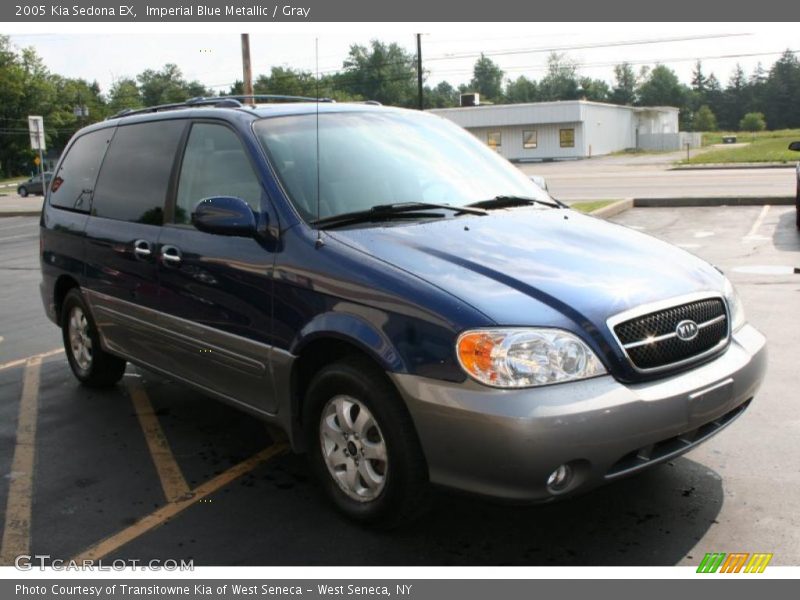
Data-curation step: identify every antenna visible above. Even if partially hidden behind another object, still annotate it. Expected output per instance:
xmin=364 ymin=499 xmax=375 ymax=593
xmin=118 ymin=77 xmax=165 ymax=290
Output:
xmin=314 ymin=37 xmax=324 ymax=248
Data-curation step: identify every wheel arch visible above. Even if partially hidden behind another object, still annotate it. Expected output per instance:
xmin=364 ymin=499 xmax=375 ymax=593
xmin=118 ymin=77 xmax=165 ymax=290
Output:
xmin=287 ymin=312 xmax=408 ymax=451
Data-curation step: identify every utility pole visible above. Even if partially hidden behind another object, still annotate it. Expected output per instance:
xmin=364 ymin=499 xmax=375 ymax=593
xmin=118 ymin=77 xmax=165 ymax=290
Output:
xmin=416 ymin=33 xmax=423 ymax=110
xmin=241 ymin=33 xmax=254 ymax=104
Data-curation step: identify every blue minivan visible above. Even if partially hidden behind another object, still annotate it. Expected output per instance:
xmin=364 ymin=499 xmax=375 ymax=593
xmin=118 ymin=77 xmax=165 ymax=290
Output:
xmin=40 ymin=97 xmax=767 ymax=526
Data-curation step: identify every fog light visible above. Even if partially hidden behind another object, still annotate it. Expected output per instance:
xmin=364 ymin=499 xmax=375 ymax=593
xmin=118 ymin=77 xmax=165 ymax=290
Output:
xmin=547 ymin=464 xmax=572 ymax=492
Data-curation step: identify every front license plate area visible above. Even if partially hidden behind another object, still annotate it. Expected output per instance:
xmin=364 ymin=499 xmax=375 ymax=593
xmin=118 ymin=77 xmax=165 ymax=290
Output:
xmin=688 ymin=378 xmax=735 ymax=423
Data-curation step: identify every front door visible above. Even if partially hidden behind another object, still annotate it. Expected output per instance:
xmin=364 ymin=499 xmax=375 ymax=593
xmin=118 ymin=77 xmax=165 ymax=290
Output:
xmin=155 ymin=121 xmax=278 ymax=413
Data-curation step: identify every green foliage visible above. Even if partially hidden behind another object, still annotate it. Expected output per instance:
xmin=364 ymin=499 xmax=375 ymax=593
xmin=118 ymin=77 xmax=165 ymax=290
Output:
xmin=739 ymin=112 xmax=767 ymax=132
xmin=469 ymin=54 xmax=504 ymax=102
xmin=340 ymin=40 xmax=417 ymax=106
xmin=693 ymin=105 xmax=718 ymax=132
xmin=538 ymin=53 xmax=580 ymax=101
xmin=610 ymin=62 xmax=637 ymax=105
xmin=504 ymin=76 xmax=538 ymax=104
xmin=685 ymin=134 xmax=797 ymax=164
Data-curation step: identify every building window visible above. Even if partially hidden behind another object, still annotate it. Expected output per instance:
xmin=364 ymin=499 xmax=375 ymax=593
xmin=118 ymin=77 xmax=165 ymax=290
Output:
xmin=487 ymin=131 xmax=502 ymax=150
xmin=560 ymin=128 xmax=575 ymax=148
xmin=522 ymin=130 xmax=537 ymax=149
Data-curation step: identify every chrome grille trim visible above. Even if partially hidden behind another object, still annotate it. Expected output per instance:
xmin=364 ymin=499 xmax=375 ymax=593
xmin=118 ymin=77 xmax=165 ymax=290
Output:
xmin=607 ymin=292 xmax=731 ymax=374
xmin=621 ymin=313 xmax=727 ymax=349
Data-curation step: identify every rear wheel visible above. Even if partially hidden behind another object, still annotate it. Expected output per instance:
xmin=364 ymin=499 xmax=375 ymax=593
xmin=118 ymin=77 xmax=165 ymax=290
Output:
xmin=305 ymin=356 xmax=430 ymax=528
xmin=61 ymin=288 xmax=126 ymax=387
xmin=18 ymin=186 xmax=28 ymax=197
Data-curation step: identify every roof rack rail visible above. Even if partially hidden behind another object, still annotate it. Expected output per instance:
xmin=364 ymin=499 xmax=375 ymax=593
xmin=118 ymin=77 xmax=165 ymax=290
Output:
xmin=107 ymin=94 xmax=335 ymax=120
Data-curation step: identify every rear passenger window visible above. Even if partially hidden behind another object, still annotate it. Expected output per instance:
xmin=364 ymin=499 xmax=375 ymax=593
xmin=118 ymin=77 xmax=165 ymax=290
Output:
xmin=174 ymin=123 xmax=262 ymax=224
xmin=91 ymin=120 xmax=186 ymax=225
xmin=49 ymin=128 xmax=114 ymax=212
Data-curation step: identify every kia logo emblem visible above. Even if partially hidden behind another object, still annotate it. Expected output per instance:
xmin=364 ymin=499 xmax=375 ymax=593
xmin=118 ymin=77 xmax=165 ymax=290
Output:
xmin=675 ymin=319 xmax=699 ymax=341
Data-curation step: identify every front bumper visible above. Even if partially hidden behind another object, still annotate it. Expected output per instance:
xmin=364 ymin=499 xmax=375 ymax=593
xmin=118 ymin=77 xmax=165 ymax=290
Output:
xmin=392 ymin=324 xmax=767 ymax=501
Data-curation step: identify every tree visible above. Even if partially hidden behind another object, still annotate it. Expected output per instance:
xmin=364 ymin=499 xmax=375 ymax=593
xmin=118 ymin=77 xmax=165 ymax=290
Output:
xmin=538 ymin=52 xmax=579 ymax=101
xmin=578 ymin=77 xmax=610 ymax=102
xmin=425 ymin=81 xmax=458 ymax=108
xmin=637 ymin=64 xmax=690 ymax=126
xmin=504 ymin=75 xmax=538 ymax=104
xmin=693 ymin=105 xmax=718 ymax=131
xmin=253 ymin=66 xmax=318 ymax=97
xmin=340 ymin=40 xmax=417 ymax=106
xmin=469 ymin=54 xmax=504 ymax=102
xmin=610 ymin=62 xmax=637 ymax=105
xmin=762 ymin=50 xmax=800 ymax=130
xmin=108 ymin=78 xmax=142 ymax=114
xmin=739 ymin=112 xmax=766 ymax=132
xmin=691 ymin=60 xmax=708 ymax=94
xmin=136 ymin=64 xmax=210 ymax=106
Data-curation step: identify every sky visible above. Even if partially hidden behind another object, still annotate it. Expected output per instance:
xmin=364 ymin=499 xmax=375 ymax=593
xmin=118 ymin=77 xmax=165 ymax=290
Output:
xmin=6 ymin=23 xmax=799 ymax=97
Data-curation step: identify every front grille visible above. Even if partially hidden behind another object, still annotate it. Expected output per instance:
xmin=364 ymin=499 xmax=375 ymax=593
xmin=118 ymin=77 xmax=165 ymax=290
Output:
xmin=613 ymin=297 xmax=728 ymax=371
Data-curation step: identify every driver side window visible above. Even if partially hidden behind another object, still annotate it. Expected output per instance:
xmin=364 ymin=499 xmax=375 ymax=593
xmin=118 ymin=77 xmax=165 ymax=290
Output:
xmin=175 ymin=123 xmax=262 ymax=224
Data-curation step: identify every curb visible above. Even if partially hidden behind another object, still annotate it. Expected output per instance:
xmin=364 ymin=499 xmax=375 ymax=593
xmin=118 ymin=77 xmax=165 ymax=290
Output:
xmin=633 ymin=197 xmax=795 ymax=208
xmin=670 ymin=163 xmax=796 ymax=171
xmin=0 ymin=210 xmax=41 ymax=218
xmin=589 ymin=199 xmax=634 ymax=219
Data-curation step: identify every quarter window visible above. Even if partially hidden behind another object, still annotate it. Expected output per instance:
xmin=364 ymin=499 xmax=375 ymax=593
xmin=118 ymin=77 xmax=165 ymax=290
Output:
xmin=522 ymin=130 xmax=537 ymax=149
xmin=91 ymin=120 xmax=186 ymax=224
xmin=560 ymin=128 xmax=575 ymax=148
xmin=49 ymin=128 xmax=114 ymax=212
xmin=175 ymin=123 xmax=262 ymax=224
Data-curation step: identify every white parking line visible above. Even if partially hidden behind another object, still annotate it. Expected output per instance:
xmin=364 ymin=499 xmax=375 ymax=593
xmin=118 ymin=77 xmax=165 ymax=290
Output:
xmin=743 ymin=205 xmax=771 ymax=240
xmin=0 ymin=357 xmax=42 ymax=565
xmin=0 ymin=348 xmax=63 ymax=372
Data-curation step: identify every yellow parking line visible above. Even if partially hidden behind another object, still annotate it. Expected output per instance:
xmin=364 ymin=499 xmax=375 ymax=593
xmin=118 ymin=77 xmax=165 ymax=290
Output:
xmin=0 ymin=348 xmax=63 ymax=372
xmin=127 ymin=376 xmax=191 ymax=503
xmin=72 ymin=444 xmax=287 ymax=561
xmin=0 ymin=356 xmax=42 ymax=565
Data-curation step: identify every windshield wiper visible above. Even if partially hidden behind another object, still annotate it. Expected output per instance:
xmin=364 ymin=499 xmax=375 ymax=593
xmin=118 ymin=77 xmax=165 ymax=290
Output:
xmin=310 ymin=202 xmax=487 ymax=230
xmin=466 ymin=195 xmax=565 ymax=210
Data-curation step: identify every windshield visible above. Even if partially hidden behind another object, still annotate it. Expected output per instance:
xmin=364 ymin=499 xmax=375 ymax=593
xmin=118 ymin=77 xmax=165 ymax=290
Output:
xmin=253 ymin=110 xmax=550 ymax=222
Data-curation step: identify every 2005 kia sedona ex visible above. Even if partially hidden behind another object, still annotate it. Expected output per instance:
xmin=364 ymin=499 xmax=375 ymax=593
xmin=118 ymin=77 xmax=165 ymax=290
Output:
xmin=40 ymin=97 xmax=767 ymax=526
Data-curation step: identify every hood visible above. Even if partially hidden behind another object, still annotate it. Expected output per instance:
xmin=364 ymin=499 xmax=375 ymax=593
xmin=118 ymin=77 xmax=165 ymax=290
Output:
xmin=328 ymin=208 xmax=726 ymax=361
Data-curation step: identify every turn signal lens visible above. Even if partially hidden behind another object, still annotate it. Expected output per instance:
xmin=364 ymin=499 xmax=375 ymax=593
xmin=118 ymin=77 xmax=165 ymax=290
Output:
xmin=456 ymin=328 xmax=606 ymax=388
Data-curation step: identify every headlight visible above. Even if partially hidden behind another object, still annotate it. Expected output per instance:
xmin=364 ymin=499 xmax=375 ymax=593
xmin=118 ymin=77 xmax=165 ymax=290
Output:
xmin=456 ymin=328 xmax=606 ymax=388
xmin=724 ymin=278 xmax=746 ymax=332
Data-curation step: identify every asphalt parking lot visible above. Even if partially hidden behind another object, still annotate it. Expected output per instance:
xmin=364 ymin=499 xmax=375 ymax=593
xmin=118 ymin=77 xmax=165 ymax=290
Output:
xmin=0 ymin=207 xmax=798 ymax=566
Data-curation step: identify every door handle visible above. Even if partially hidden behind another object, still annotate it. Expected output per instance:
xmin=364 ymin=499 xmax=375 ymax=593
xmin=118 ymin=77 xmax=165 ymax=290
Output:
xmin=161 ymin=244 xmax=182 ymax=266
xmin=133 ymin=239 xmax=152 ymax=258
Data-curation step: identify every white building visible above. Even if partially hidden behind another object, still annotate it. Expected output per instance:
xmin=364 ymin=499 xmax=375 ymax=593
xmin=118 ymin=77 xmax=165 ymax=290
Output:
xmin=428 ymin=100 xmax=687 ymax=161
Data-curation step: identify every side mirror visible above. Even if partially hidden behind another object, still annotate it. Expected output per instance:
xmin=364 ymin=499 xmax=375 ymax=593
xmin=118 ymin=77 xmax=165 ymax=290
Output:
xmin=192 ymin=196 xmax=257 ymax=237
xmin=788 ymin=141 xmax=800 ymax=152
xmin=529 ymin=174 xmax=549 ymax=192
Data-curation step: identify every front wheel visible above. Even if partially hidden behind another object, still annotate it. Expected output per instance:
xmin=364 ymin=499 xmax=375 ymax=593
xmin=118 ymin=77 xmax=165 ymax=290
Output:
xmin=18 ymin=186 xmax=28 ymax=197
xmin=61 ymin=288 xmax=127 ymax=387
xmin=305 ymin=356 xmax=430 ymax=528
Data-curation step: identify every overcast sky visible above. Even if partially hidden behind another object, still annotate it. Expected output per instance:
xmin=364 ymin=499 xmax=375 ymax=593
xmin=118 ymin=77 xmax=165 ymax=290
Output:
xmin=7 ymin=23 xmax=799 ymax=96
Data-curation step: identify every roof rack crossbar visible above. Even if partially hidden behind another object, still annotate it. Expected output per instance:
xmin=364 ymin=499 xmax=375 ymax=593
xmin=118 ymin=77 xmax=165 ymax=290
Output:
xmin=107 ymin=94 xmax=335 ymax=120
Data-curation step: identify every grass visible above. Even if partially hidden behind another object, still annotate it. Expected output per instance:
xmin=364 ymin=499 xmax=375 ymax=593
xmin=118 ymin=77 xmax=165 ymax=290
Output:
xmin=701 ymin=128 xmax=800 ymax=146
xmin=0 ymin=176 xmax=26 ymax=187
xmin=684 ymin=134 xmax=800 ymax=164
xmin=570 ymin=200 xmax=619 ymax=213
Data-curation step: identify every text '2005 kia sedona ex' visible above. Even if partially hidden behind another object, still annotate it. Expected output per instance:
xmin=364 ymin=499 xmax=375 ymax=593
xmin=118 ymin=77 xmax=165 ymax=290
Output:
xmin=40 ymin=97 xmax=767 ymax=526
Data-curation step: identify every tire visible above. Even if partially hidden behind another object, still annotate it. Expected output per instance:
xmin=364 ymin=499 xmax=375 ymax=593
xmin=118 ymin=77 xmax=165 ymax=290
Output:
xmin=18 ymin=186 xmax=28 ymax=197
xmin=304 ymin=356 xmax=430 ymax=528
xmin=61 ymin=288 xmax=127 ymax=387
